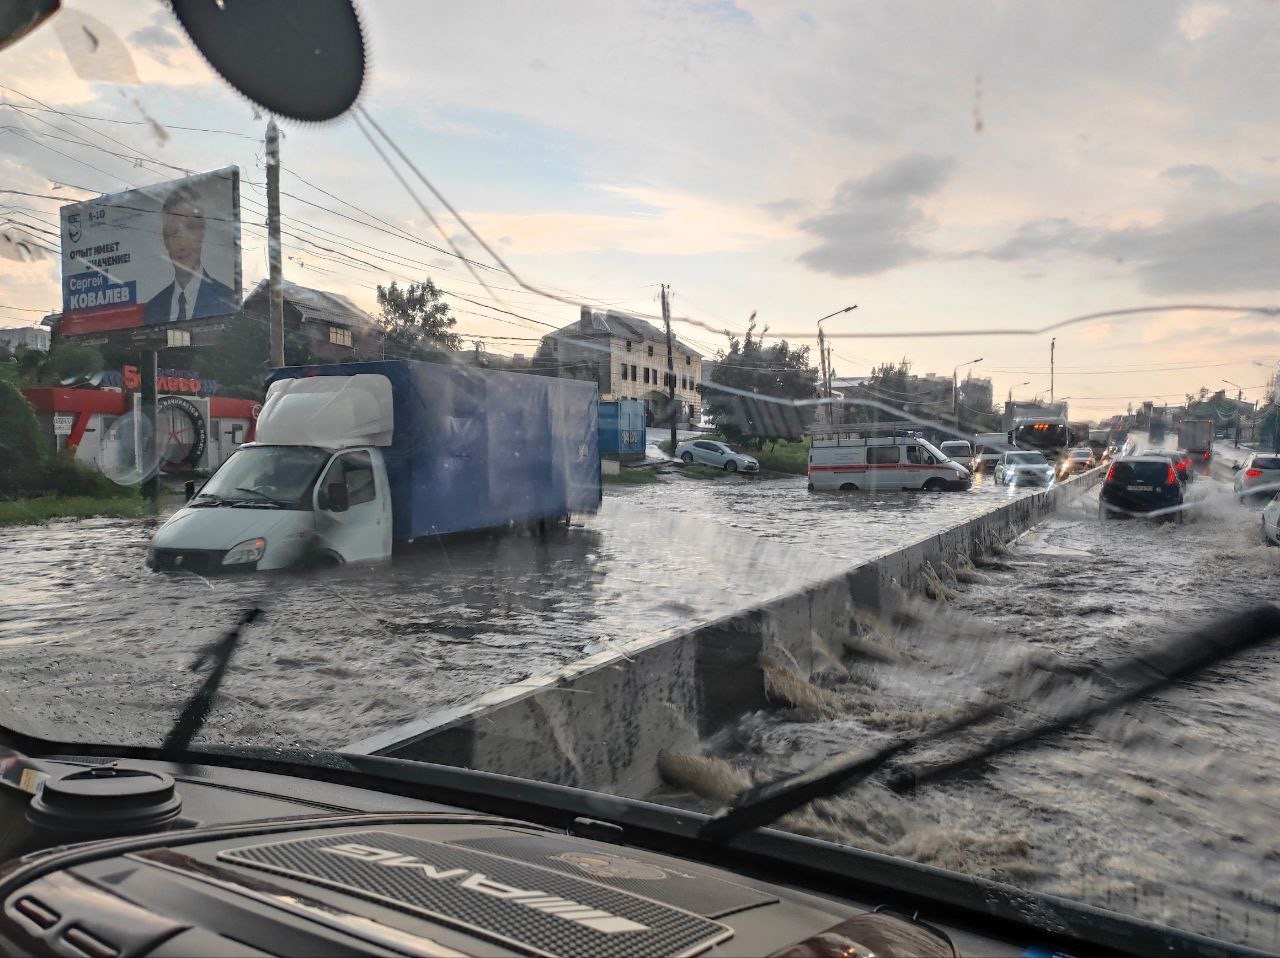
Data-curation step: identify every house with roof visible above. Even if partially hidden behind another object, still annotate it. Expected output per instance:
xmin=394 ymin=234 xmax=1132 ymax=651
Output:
xmin=541 ymin=307 xmax=703 ymax=424
xmin=241 ymin=279 xmax=382 ymax=362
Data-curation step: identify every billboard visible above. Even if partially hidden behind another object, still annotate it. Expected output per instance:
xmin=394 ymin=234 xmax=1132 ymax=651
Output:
xmin=59 ymin=167 xmax=241 ymax=337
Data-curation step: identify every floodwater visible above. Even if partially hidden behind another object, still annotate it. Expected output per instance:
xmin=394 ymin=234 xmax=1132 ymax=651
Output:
xmin=0 ymin=466 xmax=1031 ymax=750
xmin=667 ymin=459 xmax=1280 ymax=951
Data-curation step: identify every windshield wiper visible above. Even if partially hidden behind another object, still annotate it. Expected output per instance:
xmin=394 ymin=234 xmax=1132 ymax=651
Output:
xmin=698 ymin=604 xmax=1280 ymax=842
xmin=162 ymin=606 xmax=262 ymax=754
xmin=189 ymin=493 xmax=227 ymax=507
xmin=231 ymin=487 xmax=289 ymax=507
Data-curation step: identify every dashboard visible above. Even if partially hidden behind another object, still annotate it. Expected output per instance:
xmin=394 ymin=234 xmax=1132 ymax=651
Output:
xmin=0 ymin=753 xmax=1033 ymax=957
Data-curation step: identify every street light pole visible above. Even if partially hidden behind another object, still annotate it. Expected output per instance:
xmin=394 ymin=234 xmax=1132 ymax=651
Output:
xmin=1050 ymin=337 xmax=1056 ymax=406
xmin=816 ymin=305 xmax=856 ymax=425
xmin=1224 ymin=379 xmax=1243 ymax=447
xmin=953 ymin=357 xmax=983 ymax=428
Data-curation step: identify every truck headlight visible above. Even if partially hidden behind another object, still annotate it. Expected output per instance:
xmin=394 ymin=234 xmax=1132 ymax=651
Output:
xmin=223 ymin=537 xmax=267 ymax=565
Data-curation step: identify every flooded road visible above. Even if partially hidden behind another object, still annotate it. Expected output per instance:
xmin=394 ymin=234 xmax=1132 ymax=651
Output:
xmin=0 ymin=468 xmax=1027 ymax=750
xmin=670 ymin=465 xmax=1280 ymax=951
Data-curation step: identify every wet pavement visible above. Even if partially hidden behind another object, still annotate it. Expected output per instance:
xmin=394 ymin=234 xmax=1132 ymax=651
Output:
xmin=0 ymin=468 xmax=1034 ymax=750
xmin=677 ymin=464 xmax=1280 ymax=951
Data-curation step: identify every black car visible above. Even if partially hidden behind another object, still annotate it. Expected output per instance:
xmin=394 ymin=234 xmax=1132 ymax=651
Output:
xmin=1140 ymin=449 xmax=1193 ymax=484
xmin=1100 ymin=455 xmax=1185 ymax=519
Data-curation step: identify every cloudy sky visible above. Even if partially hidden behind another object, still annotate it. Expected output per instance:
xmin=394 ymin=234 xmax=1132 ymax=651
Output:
xmin=1 ymin=0 xmax=1276 ymax=417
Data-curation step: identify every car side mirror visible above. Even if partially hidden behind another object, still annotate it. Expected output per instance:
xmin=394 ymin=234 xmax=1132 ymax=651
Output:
xmin=1231 ymin=463 xmax=1240 ymax=472
xmin=183 ymin=479 xmax=196 ymax=502
xmin=326 ymin=482 xmax=349 ymax=513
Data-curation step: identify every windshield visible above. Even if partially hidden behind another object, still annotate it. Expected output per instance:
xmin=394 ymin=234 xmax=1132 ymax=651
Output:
xmin=1111 ymin=460 xmax=1172 ymax=484
xmin=195 ymin=445 xmax=329 ymax=507
xmin=2 ymin=4 xmax=1279 ymax=954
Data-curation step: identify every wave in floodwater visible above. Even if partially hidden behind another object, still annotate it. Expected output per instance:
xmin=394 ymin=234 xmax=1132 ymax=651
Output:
xmin=0 ymin=474 xmax=1028 ymax=749
xmin=666 ymin=476 xmax=1280 ymax=950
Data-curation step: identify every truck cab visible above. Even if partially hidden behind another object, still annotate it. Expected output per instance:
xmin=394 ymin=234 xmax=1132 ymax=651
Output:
xmin=148 ymin=374 xmax=395 ymax=572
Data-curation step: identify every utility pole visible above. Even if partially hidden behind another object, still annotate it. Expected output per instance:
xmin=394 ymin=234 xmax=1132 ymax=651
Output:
xmin=816 ymin=324 xmax=829 ymax=424
xmin=661 ymin=284 xmax=677 ymax=453
xmin=265 ymin=119 xmax=285 ymax=368
xmin=1049 ymin=337 xmax=1056 ymax=406
xmin=825 ymin=345 xmax=835 ymax=423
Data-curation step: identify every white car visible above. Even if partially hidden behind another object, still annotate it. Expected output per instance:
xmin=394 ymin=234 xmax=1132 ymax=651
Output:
xmin=674 ymin=438 xmax=760 ymax=473
xmin=1233 ymin=453 xmax=1280 ymax=502
xmin=994 ymin=450 xmax=1055 ymax=486
xmin=1264 ymin=492 xmax=1280 ymax=546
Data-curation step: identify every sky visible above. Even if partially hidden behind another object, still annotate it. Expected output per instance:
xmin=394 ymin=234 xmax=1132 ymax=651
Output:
xmin=0 ymin=0 xmax=1276 ymax=419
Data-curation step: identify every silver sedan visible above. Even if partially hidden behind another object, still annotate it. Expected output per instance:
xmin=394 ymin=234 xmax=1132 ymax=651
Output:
xmin=674 ymin=439 xmax=760 ymax=473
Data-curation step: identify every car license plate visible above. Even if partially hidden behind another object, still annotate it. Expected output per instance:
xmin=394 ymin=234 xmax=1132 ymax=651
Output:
xmin=1127 ymin=485 xmax=1152 ymax=492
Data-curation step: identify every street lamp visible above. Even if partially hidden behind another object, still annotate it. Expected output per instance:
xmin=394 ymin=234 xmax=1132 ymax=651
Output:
xmin=1007 ymin=380 xmax=1031 ymax=407
xmin=817 ymin=305 xmax=857 ymax=423
xmin=953 ymin=357 xmax=983 ymax=426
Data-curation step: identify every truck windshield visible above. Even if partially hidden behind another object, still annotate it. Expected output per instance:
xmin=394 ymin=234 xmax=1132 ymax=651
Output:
xmin=195 ymin=446 xmax=330 ymax=508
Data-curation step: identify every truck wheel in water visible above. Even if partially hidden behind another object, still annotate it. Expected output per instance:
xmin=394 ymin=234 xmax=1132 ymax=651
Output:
xmin=923 ymin=478 xmax=946 ymax=492
xmin=725 ymin=460 xmax=738 ymax=472
xmin=681 ymin=452 xmax=693 ymax=463
xmin=839 ymin=482 xmax=858 ymax=491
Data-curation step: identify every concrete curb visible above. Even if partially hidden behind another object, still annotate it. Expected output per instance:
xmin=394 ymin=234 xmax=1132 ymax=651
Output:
xmin=347 ymin=469 xmax=1104 ymax=794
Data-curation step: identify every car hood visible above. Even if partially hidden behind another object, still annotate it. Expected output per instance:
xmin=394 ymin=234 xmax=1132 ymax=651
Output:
xmin=152 ymin=505 xmax=302 ymax=551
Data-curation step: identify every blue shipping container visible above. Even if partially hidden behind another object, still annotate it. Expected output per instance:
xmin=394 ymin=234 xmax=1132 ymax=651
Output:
xmin=269 ymin=360 xmax=601 ymax=541
xmin=598 ymin=398 xmax=646 ymax=460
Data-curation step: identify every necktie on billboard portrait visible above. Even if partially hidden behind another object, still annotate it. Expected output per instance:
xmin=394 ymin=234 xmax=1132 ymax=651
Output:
xmin=177 ymin=290 xmax=187 ymax=323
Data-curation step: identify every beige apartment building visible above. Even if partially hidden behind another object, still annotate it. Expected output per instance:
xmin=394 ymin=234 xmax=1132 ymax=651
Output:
xmin=542 ymin=307 xmax=703 ymax=424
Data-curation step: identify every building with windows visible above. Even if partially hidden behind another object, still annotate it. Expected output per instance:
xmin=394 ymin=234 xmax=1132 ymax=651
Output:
xmin=242 ymin=279 xmax=380 ymax=361
xmin=542 ymin=307 xmax=703 ymax=423
xmin=0 ymin=325 xmax=51 ymax=353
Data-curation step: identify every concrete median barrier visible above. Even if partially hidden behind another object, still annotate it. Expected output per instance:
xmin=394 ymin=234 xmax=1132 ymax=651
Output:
xmin=346 ymin=468 xmax=1105 ymax=794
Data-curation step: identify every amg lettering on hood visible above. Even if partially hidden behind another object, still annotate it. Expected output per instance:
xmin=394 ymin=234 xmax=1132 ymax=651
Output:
xmin=321 ymin=843 xmax=649 ymax=934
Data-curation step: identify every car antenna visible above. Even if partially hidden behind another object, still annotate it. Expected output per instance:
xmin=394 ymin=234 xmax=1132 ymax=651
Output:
xmin=162 ymin=606 xmax=262 ymax=755
xmin=699 ymin=604 xmax=1280 ymax=842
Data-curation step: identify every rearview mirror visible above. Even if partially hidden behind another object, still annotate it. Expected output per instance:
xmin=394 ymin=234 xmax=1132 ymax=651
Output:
xmin=326 ymin=482 xmax=349 ymax=513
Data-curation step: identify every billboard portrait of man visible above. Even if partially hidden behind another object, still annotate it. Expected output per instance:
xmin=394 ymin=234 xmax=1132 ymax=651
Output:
xmin=143 ymin=184 xmax=236 ymax=325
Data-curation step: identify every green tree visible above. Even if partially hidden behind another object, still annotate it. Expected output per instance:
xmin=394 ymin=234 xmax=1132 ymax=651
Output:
xmin=699 ymin=318 xmax=819 ymax=447
xmin=0 ymin=379 xmax=45 ymax=497
xmin=375 ymin=279 xmax=461 ymax=357
xmin=13 ymin=341 xmax=104 ymax=386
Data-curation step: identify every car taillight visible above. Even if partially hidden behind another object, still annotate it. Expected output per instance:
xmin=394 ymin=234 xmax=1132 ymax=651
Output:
xmin=1246 ymin=468 xmax=1263 ymax=478
xmin=1167 ymin=465 xmax=1178 ymax=485
xmin=1105 ymin=464 xmax=1116 ymax=482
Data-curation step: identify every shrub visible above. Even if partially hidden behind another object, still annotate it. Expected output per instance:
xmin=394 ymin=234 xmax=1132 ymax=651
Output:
xmin=40 ymin=454 xmax=137 ymax=499
xmin=0 ymin=379 xmax=44 ymax=498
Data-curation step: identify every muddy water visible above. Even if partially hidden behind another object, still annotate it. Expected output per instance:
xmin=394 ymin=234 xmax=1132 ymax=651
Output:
xmin=678 ymin=474 xmax=1280 ymax=950
xmin=0 ymin=470 xmax=1027 ymax=750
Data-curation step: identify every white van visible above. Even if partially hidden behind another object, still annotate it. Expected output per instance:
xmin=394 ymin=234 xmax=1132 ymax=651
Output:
xmin=807 ymin=433 xmax=972 ymax=492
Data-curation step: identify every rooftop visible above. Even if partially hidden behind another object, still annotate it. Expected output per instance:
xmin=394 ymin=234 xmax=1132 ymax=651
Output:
xmin=549 ymin=307 xmax=703 ymax=358
xmin=245 ymin=279 xmax=378 ymax=330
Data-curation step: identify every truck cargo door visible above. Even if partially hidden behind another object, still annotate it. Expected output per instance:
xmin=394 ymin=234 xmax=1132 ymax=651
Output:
xmin=313 ymin=448 xmax=392 ymax=564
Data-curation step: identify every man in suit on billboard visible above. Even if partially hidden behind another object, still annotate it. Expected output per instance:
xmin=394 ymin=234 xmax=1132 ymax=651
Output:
xmin=144 ymin=184 xmax=236 ymax=325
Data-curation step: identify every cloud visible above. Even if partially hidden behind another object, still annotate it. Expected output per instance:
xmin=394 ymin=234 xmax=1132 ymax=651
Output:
xmin=1179 ymin=3 xmax=1230 ymax=41
xmin=758 ymin=197 xmax=807 ymax=217
xmin=128 ymin=24 xmax=183 ymax=54
xmin=986 ymin=202 xmax=1280 ymax=294
xmin=796 ymin=155 xmax=955 ymax=277
xmin=1161 ymin=164 xmax=1230 ymax=189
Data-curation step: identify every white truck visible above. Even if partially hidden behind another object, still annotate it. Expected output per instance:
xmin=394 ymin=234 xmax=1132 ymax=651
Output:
xmin=147 ymin=360 xmax=602 ymax=572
